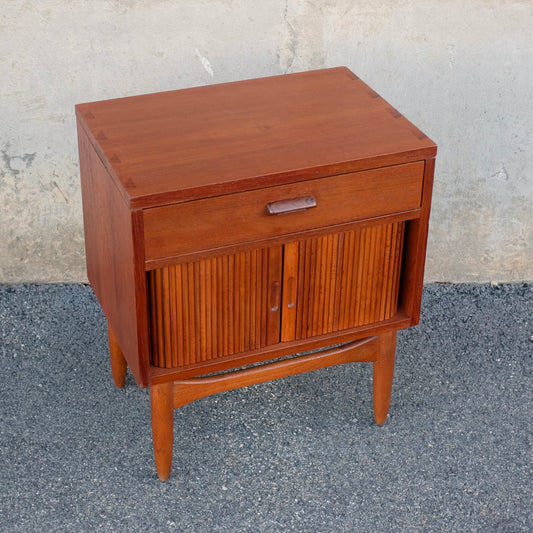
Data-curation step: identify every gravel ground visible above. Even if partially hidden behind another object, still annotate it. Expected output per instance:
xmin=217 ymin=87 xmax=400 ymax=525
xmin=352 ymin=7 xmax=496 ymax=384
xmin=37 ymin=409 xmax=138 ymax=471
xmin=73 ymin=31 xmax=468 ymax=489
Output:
xmin=0 ymin=283 xmax=531 ymax=532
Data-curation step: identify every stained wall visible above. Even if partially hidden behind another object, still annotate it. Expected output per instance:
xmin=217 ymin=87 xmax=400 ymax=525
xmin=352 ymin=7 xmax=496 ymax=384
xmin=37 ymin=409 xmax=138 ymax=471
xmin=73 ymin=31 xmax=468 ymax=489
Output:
xmin=1 ymin=1 xmax=531 ymax=282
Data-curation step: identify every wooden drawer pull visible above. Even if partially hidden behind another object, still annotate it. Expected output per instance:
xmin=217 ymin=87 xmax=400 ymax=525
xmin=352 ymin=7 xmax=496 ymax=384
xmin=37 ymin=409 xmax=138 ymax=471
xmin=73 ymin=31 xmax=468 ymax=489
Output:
xmin=266 ymin=195 xmax=317 ymax=215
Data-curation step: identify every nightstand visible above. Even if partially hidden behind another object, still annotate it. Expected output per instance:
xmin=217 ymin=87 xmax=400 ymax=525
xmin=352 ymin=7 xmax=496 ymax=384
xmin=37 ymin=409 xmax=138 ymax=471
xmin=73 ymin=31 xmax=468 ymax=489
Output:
xmin=76 ymin=67 xmax=436 ymax=481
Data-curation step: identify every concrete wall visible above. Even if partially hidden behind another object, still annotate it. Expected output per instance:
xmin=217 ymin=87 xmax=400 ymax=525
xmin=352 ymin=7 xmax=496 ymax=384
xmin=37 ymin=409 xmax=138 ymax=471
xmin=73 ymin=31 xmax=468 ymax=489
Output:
xmin=1 ymin=0 xmax=531 ymax=283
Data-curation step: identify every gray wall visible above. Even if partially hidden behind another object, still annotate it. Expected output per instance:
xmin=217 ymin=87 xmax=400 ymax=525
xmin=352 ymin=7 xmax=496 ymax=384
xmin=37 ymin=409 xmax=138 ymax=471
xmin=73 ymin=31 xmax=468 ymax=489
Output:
xmin=1 ymin=0 xmax=532 ymax=283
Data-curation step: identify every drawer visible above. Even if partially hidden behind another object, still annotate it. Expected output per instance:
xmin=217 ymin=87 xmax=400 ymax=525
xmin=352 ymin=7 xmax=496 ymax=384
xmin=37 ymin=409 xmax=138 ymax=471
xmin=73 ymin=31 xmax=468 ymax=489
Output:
xmin=143 ymin=161 xmax=424 ymax=264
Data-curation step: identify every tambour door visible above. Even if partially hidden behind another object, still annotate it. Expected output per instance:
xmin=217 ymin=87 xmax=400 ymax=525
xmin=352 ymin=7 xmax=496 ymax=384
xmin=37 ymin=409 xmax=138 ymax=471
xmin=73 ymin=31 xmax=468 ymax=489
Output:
xmin=147 ymin=219 xmax=406 ymax=369
xmin=147 ymin=245 xmax=283 ymax=369
xmin=280 ymin=221 xmax=406 ymax=342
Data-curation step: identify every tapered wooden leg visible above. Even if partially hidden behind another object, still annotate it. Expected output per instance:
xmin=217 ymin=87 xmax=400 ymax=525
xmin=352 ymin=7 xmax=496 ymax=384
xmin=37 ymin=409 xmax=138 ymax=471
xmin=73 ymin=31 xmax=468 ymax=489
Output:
xmin=373 ymin=330 xmax=397 ymax=425
xmin=108 ymin=324 xmax=127 ymax=388
xmin=150 ymin=382 xmax=174 ymax=482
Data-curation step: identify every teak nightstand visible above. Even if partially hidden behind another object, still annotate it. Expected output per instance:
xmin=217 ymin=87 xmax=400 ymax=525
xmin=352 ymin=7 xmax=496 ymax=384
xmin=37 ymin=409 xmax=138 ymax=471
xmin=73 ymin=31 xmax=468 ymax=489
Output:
xmin=76 ymin=67 xmax=436 ymax=481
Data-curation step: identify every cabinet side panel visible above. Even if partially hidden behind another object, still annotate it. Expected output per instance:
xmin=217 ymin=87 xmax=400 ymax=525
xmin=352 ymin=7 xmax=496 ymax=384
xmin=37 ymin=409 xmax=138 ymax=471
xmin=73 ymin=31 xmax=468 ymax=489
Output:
xmin=399 ymin=158 xmax=435 ymax=324
xmin=77 ymin=123 xmax=147 ymax=386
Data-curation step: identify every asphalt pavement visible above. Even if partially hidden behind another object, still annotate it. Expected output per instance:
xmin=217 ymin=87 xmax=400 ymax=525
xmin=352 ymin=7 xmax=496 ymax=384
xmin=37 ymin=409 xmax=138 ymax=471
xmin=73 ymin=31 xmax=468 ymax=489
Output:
xmin=0 ymin=283 xmax=531 ymax=532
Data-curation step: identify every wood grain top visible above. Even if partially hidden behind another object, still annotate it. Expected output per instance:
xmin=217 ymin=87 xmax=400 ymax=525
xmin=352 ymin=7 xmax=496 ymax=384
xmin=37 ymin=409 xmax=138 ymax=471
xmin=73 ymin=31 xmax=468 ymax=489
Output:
xmin=75 ymin=67 xmax=436 ymax=208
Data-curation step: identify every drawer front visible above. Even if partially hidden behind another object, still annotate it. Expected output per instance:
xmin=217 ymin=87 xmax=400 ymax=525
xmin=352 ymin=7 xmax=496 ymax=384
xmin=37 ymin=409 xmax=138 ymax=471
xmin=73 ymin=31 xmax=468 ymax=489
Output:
xmin=143 ymin=161 xmax=424 ymax=264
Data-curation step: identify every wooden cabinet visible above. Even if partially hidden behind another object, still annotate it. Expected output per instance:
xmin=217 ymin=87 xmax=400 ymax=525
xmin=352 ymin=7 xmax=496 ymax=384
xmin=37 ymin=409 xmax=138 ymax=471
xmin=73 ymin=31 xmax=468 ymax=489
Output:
xmin=76 ymin=67 xmax=436 ymax=481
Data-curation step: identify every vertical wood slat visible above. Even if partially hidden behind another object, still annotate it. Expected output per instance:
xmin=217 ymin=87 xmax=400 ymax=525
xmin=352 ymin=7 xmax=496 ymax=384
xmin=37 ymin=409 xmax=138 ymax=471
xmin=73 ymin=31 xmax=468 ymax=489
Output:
xmin=287 ymin=221 xmax=405 ymax=341
xmin=296 ymin=239 xmax=308 ymax=341
xmin=307 ymin=238 xmax=318 ymax=339
xmin=147 ymin=246 xmax=282 ymax=368
xmin=186 ymin=263 xmax=196 ymax=366
xmin=353 ymin=229 xmax=365 ymax=331
xmin=281 ymin=242 xmax=300 ymax=342
xmin=339 ymin=230 xmax=353 ymax=332
xmin=266 ymin=246 xmax=283 ymax=346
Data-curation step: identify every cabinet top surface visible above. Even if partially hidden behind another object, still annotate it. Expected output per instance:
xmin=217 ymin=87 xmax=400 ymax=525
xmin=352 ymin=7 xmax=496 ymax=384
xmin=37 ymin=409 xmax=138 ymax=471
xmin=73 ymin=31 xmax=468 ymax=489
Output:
xmin=76 ymin=67 xmax=436 ymax=208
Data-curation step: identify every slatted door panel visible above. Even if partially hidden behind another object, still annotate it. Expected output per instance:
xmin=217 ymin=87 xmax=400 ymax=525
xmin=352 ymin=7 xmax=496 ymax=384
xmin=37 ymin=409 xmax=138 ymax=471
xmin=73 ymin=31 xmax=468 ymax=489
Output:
xmin=282 ymin=221 xmax=405 ymax=342
xmin=147 ymin=246 xmax=282 ymax=368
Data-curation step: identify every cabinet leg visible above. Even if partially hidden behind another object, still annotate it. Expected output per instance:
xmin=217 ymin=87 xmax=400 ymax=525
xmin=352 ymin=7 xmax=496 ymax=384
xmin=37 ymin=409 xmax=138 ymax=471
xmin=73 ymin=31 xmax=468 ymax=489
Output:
xmin=372 ymin=330 xmax=397 ymax=426
xmin=150 ymin=382 xmax=174 ymax=482
xmin=108 ymin=324 xmax=127 ymax=388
